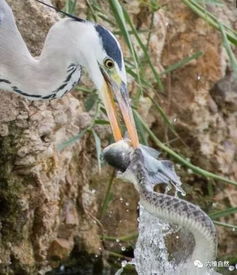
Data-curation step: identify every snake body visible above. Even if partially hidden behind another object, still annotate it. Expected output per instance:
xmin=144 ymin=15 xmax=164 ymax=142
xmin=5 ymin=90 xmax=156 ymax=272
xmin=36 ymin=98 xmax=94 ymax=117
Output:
xmin=103 ymin=141 xmax=217 ymax=273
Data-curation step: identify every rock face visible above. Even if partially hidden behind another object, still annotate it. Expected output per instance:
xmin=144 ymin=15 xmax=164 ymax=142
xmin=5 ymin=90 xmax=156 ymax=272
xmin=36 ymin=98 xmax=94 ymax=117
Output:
xmin=0 ymin=1 xmax=101 ymax=274
xmin=0 ymin=0 xmax=236 ymax=274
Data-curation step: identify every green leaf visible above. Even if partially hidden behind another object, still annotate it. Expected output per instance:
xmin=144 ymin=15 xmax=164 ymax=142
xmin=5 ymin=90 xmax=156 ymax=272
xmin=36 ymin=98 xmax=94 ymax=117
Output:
xmin=84 ymin=93 xmax=98 ymax=112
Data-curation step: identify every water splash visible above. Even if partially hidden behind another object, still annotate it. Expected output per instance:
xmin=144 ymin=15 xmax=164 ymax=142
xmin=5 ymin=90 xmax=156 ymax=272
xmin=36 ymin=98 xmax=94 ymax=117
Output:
xmin=103 ymin=141 xmax=220 ymax=275
xmin=134 ymin=205 xmax=175 ymax=275
xmin=116 ymin=203 xmax=221 ymax=275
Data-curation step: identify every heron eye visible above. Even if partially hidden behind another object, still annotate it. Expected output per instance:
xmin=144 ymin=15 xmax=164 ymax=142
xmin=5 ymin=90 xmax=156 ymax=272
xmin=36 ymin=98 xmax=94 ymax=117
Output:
xmin=104 ymin=58 xmax=114 ymax=69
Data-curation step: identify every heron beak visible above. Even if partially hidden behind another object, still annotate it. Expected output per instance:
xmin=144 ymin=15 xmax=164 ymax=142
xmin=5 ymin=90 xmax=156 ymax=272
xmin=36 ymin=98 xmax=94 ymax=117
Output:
xmin=100 ymin=68 xmax=139 ymax=148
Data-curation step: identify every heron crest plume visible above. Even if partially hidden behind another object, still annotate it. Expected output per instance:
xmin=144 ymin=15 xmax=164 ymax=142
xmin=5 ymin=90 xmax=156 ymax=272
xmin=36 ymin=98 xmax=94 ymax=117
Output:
xmin=35 ymin=0 xmax=85 ymax=22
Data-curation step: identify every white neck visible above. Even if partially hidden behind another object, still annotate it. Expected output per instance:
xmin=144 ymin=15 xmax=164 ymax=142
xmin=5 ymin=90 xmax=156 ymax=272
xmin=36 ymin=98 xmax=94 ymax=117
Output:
xmin=0 ymin=3 xmax=81 ymax=99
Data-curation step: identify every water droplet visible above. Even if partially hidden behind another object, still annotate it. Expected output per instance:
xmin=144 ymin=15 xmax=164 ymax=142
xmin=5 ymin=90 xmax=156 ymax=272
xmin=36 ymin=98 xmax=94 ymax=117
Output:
xmin=121 ymin=246 xmax=126 ymax=251
xmin=121 ymin=260 xmax=127 ymax=267
xmin=125 ymin=202 xmax=129 ymax=206
xmin=187 ymin=169 xmax=193 ymax=174
xmin=232 ymin=228 xmax=236 ymax=232
xmin=194 ymin=260 xmax=203 ymax=268
xmin=176 ymin=235 xmax=179 ymax=239
xmin=116 ymin=239 xmax=120 ymax=243
xmin=197 ymin=75 xmax=201 ymax=80
xmin=60 ymin=265 xmax=65 ymax=272
xmin=95 ymin=254 xmax=98 ymax=258
xmin=229 ymin=265 xmax=235 ymax=271
xmin=120 ymin=197 xmax=124 ymax=202
xmin=159 ymin=242 xmax=165 ymax=249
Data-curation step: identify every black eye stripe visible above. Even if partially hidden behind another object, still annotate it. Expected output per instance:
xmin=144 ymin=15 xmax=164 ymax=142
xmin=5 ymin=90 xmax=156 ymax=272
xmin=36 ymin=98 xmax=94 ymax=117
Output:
xmin=95 ymin=24 xmax=122 ymax=70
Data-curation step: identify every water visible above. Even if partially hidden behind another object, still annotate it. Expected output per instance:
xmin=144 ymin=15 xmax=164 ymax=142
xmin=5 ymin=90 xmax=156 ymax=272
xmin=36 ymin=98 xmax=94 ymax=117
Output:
xmin=116 ymin=203 xmax=221 ymax=275
xmin=134 ymin=205 xmax=175 ymax=275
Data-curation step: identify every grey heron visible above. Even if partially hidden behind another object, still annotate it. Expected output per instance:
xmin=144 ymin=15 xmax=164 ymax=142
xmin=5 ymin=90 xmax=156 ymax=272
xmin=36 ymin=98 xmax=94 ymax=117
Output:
xmin=0 ymin=0 xmax=139 ymax=147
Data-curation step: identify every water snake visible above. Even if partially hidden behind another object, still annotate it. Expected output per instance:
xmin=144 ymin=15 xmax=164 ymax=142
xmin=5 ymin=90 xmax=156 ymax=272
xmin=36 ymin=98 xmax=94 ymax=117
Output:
xmin=103 ymin=140 xmax=218 ymax=274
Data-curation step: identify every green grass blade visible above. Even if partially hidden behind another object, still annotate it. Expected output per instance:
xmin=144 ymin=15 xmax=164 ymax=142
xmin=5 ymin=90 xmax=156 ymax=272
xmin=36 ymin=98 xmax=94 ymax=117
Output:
xmin=219 ymin=23 xmax=237 ymax=76
xmin=100 ymin=170 xmax=115 ymax=218
xmin=213 ymin=221 xmax=237 ymax=230
xmin=210 ymin=207 xmax=237 ymax=219
xmin=107 ymin=0 xmax=143 ymax=97
xmin=134 ymin=110 xmax=237 ymax=187
xmin=133 ymin=110 xmax=149 ymax=145
xmin=182 ymin=0 xmax=237 ymax=45
xmin=195 ymin=0 xmax=223 ymax=5
xmin=92 ymin=129 xmax=102 ymax=173
xmin=122 ymin=7 xmax=164 ymax=92
xmin=161 ymin=51 xmax=203 ymax=75
xmin=86 ymin=0 xmax=99 ymax=22
xmin=145 ymin=95 xmax=187 ymax=147
xmin=94 ymin=119 xmax=110 ymax=125
xmin=64 ymin=0 xmax=77 ymax=14
xmin=146 ymin=94 xmax=175 ymax=132
xmin=103 ymin=232 xmax=138 ymax=242
xmin=108 ymin=0 xmax=138 ymax=61
xmin=126 ymin=66 xmax=152 ymax=89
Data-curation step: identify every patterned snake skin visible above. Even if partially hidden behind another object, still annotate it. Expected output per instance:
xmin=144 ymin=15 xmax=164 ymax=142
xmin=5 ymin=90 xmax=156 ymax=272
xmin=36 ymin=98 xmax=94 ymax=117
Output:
xmin=103 ymin=142 xmax=218 ymax=269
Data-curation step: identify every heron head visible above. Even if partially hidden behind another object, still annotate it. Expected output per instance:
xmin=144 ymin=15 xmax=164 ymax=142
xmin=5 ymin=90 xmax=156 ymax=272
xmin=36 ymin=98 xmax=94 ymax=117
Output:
xmin=77 ymin=22 xmax=139 ymax=148
xmin=35 ymin=0 xmax=139 ymax=147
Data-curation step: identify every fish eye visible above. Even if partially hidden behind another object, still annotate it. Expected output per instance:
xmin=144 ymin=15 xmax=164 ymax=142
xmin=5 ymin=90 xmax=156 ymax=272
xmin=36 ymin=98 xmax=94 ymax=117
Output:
xmin=104 ymin=58 xmax=114 ymax=69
